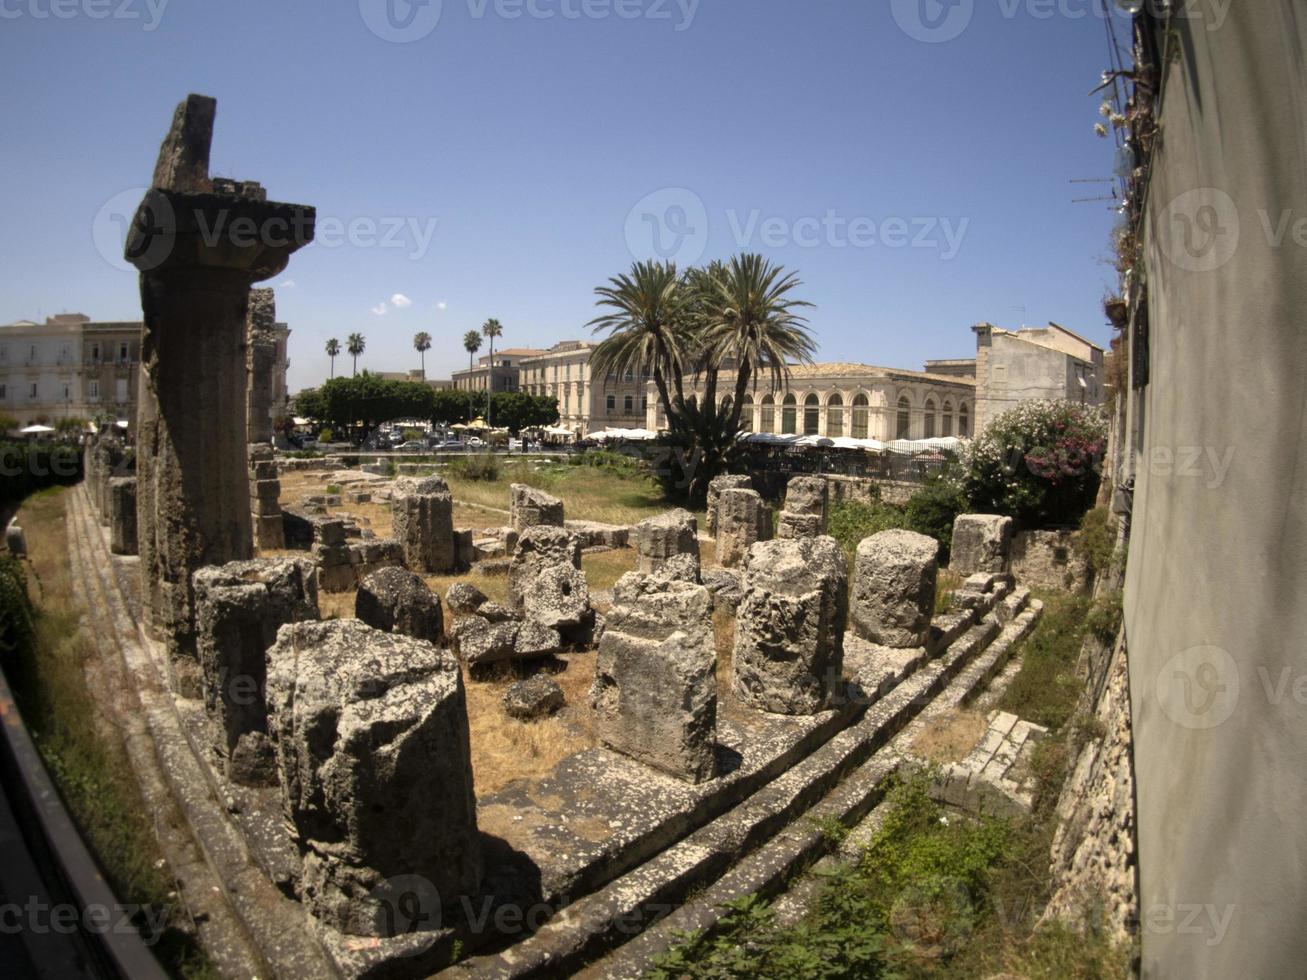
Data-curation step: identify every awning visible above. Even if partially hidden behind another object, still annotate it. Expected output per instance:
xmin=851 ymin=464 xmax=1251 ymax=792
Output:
xmin=19 ymin=424 xmax=54 ymax=434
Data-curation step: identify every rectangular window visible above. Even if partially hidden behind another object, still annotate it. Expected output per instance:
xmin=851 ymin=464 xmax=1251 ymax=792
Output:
xmin=61 ymin=382 xmax=71 ymax=400
xmin=0 ymin=384 xmax=6 ymax=400
xmin=642 ymin=396 xmax=648 ymax=413
xmin=116 ymin=379 xmax=128 ymax=402
xmin=624 ymin=395 xmax=634 ymax=414
xmin=606 ymin=394 xmax=615 ymax=413
xmin=119 ymin=342 xmax=129 ymax=363
xmin=29 ymin=345 xmax=38 ymax=363
xmin=90 ymin=343 xmax=100 ymax=362
xmin=29 ymin=381 xmax=38 ymax=400
xmin=88 ymin=380 xmax=99 ymax=400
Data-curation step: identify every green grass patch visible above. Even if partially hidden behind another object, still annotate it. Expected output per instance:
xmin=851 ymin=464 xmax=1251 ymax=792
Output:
xmin=5 ymin=488 xmax=217 ymax=978
xmin=994 ymin=592 xmax=1091 ymax=731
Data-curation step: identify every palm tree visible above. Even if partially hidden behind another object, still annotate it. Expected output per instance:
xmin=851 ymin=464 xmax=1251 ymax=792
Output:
xmin=413 ymin=331 xmax=432 ymax=376
xmin=346 ymin=333 xmax=366 ymax=376
xmin=481 ymin=318 xmax=503 ymax=428
xmin=703 ymin=253 xmax=816 ymax=435
xmin=588 ymin=260 xmax=690 ymax=421
xmin=325 ymin=338 xmax=340 ymax=379
xmin=462 ymin=330 xmax=482 ymax=423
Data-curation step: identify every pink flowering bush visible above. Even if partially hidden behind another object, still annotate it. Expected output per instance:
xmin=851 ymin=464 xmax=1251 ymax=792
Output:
xmin=961 ymin=401 xmax=1108 ymax=528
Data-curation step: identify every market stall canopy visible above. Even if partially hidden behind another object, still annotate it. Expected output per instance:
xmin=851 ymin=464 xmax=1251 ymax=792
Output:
xmin=18 ymin=424 xmax=55 ymax=434
xmin=739 ymin=433 xmax=968 ymax=454
xmin=466 ymin=417 xmax=490 ymax=430
xmin=590 ymin=428 xmax=659 ymax=442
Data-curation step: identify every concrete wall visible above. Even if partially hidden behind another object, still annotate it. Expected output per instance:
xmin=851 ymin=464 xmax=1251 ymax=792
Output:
xmin=1125 ymin=6 xmax=1307 ymax=977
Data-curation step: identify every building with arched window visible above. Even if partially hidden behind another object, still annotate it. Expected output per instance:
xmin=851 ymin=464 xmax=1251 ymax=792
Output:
xmin=645 ymin=362 xmax=975 ymax=441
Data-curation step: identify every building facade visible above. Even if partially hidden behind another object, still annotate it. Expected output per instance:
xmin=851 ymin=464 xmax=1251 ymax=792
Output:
xmin=518 ymin=341 xmax=649 ymax=434
xmin=645 ymin=363 xmax=976 ymax=441
xmin=451 ymin=347 xmax=545 ymax=395
xmin=969 ymin=322 xmax=1105 ymax=435
xmin=0 ymin=313 xmax=290 ymax=431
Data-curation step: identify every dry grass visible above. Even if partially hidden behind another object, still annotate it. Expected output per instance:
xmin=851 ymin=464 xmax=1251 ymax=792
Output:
xmin=910 ymin=708 xmax=987 ymax=764
xmin=462 ymin=653 xmax=597 ymax=797
xmin=936 ymin=567 xmax=963 ymax=614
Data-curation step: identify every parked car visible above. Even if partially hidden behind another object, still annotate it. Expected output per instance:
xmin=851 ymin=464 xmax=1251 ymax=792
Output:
xmin=467 ymin=436 xmax=485 ymax=448
xmin=396 ymin=440 xmax=426 ymax=453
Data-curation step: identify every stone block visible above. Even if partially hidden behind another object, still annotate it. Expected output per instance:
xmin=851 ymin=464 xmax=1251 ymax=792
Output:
xmin=355 ymin=567 xmax=443 ymax=644
xmin=453 ymin=528 xmax=474 ymax=571
xmin=510 ymin=483 xmax=564 ymax=533
xmin=706 ymin=474 xmax=753 ymax=536
xmin=633 ymin=509 xmax=699 ymax=574
xmin=109 ymin=477 xmax=138 ymax=556
xmin=950 ymin=514 xmax=1014 ymax=575
xmin=1010 ymin=529 xmax=1089 ymax=592
xmin=445 ymin=582 xmax=488 ymax=614
xmin=784 ymin=475 xmax=829 ymax=522
xmin=851 ymin=529 xmax=939 ymax=648
xmin=392 ymin=478 xmax=456 ymax=573
xmin=266 ymin=620 xmax=480 ymax=935
xmin=193 ymin=558 xmax=319 ymax=784
xmin=733 ymin=536 xmax=848 ymax=715
xmin=507 ymin=525 xmax=585 ymax=622
xmin=592 ymin=572 xmax=717 ymax=782
xmin=775 ymin=510 xmax=823 ymax=540
xmin=504 ymin=676 xmax=565 ymax=720
xmin=716 ymin=487 xmax=768 ymax=568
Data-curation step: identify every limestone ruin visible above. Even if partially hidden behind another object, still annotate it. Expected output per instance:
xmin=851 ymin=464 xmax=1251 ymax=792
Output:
xmin=949 ymin=513 xmax=1014 ymax=575
xmin=392 ymin=476 xmax=457 ymax=573
xmin=851 ymin=528 xmax=939 ymax=648
xmin=776 ymin=474 xmax=829 ymax=539
xmin=715 ymin=486 xmax=769 ymax=568
xmin=510 ymin=483 xmax=564 ymax=532
xmin=633 ymin=507 xmax=699 ymax=574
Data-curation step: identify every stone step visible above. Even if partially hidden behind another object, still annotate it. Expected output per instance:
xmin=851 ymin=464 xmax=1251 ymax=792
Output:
xmin=578 ymin=602 xmax=1043 ymax=980
xmin=446 ymin=606 xmax=1040 ymax=979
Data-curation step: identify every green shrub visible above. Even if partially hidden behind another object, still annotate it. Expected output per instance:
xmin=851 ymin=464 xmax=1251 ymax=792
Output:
xmin=827 ymin=500 xmax=909 ymax=557
xmin=904 ymin=474 xmax=969 ymax=563
xmin=317 ymin=426 xmax=334 ymax=443
xmin=325 ymin=483 xmax=342 ymax=495
xmin=996 ymin=593 xmax=1091 ymax=731
xmin=448 ymin=453 xmax=501 ymax=482
xmin=962 ymin=401 xmax=1108 ymax=529
xmin=1076 ymin=506 xmax=1118 ymax=581
xmin=0 ymin=552 xmax=35 ymax=662
xmin=1086 ymin=590 xmax=1123 ymax=644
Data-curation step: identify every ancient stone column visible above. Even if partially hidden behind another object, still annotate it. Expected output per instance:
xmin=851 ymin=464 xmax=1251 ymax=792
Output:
xmin=733 ymin=535 xmax=848 ymax=715
xmin=109 ymin=477 xmax=138 ymax=556
xmin=266 ymin=620 xmax=481 ymax=935
xmin=391 ymin=476 xmax=456 ymax=573
xmin=776 ymin=474 xmax=829 ymax=539
xmin=508 ymin=525 xmax=592 ymax=639
xmin=706 ymin=474 xmax=752 ymax=537
xmin=634 ymin=508 xmax=700 ymax=575
xmin=950 ymin=514 xmax=1015 ymax=575
xmin=193 ymin=557 xmax=318 ymax=785
xmin=246 ymin=288 xmax=276 ymax=445
xmin=852 ymin=529 xmax=939 ymax=648
xmin=716 ymin=487 xmax=768 ymax=568
xmin=249 ymin=444 xmax=285 ymax=550
xmin=126 ymin=94 xmax=314 ymax=670
xmin=592 ymin=571 xmax=717 ymax=783
xmin=510 ymin=483 xmax=564 ymax=533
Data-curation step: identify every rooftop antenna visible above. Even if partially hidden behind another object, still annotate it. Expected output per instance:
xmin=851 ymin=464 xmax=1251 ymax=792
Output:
xmin=1012 ymin=305 xmax=1027 ymax=329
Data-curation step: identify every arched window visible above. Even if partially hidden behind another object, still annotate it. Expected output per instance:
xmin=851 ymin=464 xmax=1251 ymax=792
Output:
xmin=782 ymin=394 xmax=797 ymax=434
xmin=760 ymin=395 xmax=775 ymax=433
xmin=924 ymin=398 xmax=937 ymax=439
xmin=852 ymin=394 xmax=869 ymax=439
xmin=896 ymin=396 xmax=912 ymax=440
xmin=803 ymin=394 xmax=820 ymax=435
xmin=826 ymin=393 xmax=844 ymax=437
xmin=959 ymin=403 xmax=970 ymax=437
xmin=942 ymin=401 xmax=954 ymax=437
xmin=739 ymin=395 xmax=753 ymax=432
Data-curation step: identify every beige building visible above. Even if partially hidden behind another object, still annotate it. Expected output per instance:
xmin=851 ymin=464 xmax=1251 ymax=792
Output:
xmin=451 ymin=347 xmax=546 ymax=395
xmin=969 ymin=322 xmax=1105 ymax=434
xmin=519 ymin=341 xmax=649 ymax=434
xmin=646 ymin=363 xmax=976 ymax=441
xmin=0 ymin=313 xmax=290 ymax=431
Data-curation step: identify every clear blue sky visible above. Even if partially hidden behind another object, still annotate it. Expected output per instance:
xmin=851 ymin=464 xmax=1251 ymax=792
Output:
xmin=0 ymin=0 xmax=1127 ymax=392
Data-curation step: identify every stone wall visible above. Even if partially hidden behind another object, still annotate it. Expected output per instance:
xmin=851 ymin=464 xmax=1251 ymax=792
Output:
xmin=1010 ymin=529 xmax=1089 ymax=593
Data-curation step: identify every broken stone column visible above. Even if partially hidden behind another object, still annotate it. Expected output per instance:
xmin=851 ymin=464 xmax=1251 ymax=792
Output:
xmin=109 ymin=477 xmax=138 ymax=556
xmin=592 ymin=572 xmax=717 ymax=783
xmin=92 ymin=434 xmax=124 ymax=525
xmin=355 ymin=567 xmax=443 ymax=644
xmin=950 ymin=514 xmax=1015 ymax=575
xmin=266 ymin=620 xmax=481 ymax=935
xmin=776 ymin=475 xmax=828 ymax=539
xmin=193 ymin=557 xmax=319 ymax=785
xmin=716 ymin=487 xmax=768 ymax=568
xmin=248 ymin=443 xmax=285 ymax=551
xmin=127 ymin=94 xmax=314 ymax=667
xmin=245 ymin=288 xmax=276 ymax=445
xmin=392 ymin=476 xmax=456 ymax=573
xmin=852 ymin=529 xmax=939 ymax=648
xmin=312 ymin=520 xmax=356 ymax=593
xmin=508 ymin=525 xmax=592 ymax=639
xmin=510 ymin=483 xmax=564 ymax=533
xmin=634 ymin=508 xmax=700 ymax=575
xmin=706 ymin=474 xmax=752 ymax=537
xmin=733 ymin=535 xmax=848 ymax=715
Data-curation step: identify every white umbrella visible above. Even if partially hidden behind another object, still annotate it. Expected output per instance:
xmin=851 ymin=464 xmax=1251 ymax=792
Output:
xmin=115 ymin=419 xmax=129 ymax=429
xmin=19 ymin=424 xmax=55 ymax=434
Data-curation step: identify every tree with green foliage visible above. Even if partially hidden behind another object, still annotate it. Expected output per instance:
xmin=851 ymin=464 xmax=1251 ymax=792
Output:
xmin=346 ymin=332 xmax=366 ymax=376
xmin=462 ymin=330 xmax=482 ymax=422
xmin=481 ymin=318 xmax=503 ymax=428
xmin=325 ymin=338 xmax=340 ymax=379
xmin=0 ymin=412 xmax=17 ymax=435
xmin=962 ymin=400 xmax=1108 ymax=528
xmin=590 ymin=254 xmax=815 ymax=504
xmin=413 ymin=331 xmax=432 ymax=375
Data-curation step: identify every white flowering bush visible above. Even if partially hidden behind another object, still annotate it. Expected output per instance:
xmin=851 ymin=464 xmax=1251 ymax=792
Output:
xmin=961 ymin=401 xmax=1108 ymax=528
